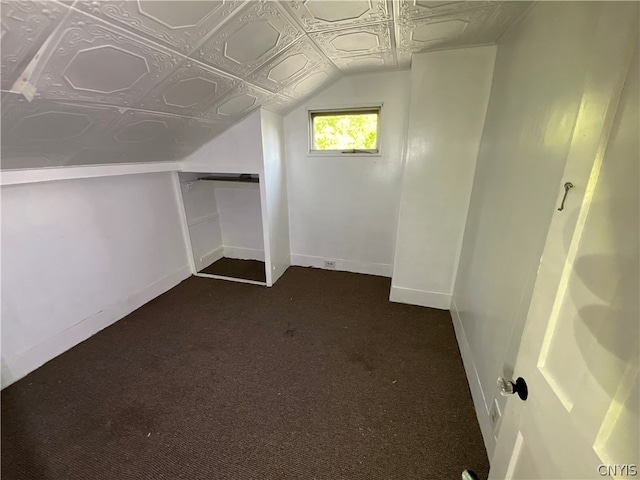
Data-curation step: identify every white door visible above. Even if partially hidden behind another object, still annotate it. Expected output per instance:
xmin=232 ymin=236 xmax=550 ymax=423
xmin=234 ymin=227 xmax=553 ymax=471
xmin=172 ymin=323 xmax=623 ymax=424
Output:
xmin=490 ymin=5 xmax=639 ymax=480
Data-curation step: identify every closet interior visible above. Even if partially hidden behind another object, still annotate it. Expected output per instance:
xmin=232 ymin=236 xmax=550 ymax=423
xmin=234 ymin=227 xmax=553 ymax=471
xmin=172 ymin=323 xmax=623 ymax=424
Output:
xmin=178 ymin=172 xmax=267 ymax=285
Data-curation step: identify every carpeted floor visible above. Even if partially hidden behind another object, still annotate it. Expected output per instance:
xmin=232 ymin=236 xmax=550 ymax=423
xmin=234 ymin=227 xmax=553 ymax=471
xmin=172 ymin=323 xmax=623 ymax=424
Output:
xmin=199 ymin=257 xmax=267 ymax=283
xmin=1 ymin=267 xmax=489 ymax=480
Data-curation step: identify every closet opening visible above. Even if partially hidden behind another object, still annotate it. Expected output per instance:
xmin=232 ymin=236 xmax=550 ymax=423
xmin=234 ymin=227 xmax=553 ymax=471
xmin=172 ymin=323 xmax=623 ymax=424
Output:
xmin=178 ymin=172 xmax=267 ymax=286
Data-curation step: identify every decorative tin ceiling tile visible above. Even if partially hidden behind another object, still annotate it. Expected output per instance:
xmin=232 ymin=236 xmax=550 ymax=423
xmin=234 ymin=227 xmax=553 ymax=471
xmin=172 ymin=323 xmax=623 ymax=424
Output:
xmin=92 ymin=108 xmax=221 ymax=153
xmin=330 ymin=50 xmax=396 ymax=73
xmin=310 ymin=21 xmax=393 ymax=59
xmin=0 ymin=145 xmax=72 ymax=169
xmin=395 ymin=1 xmax=495 ymax=23
xmin=477 ymin=2 xmax=532 ymax=42
xmin=30 ymin=10 xmax=183 ymax=106
xmin=0 ymin=90 xmax=23 ymax=106
xmin=245 ymin=37 xmax=327 ymax=93
xmin=284 ymin=0 xmax=391 ymax=32
xmin=396 ymin=6 xmax=491 ymax=53
xmin=137 ymin=59 xmax=240 ymax=118
xmin=73 ymin=0 xmax=245 ymax=55
xmin=0 ymin=0 xmax=534 ymax=168
xmin=281 ymin=62 xmax=340 ymax=100
xmin=396 ymin=2 xmax=532 ymax=53
xmin=65 ymin=147 xmax=178 ymax=166
xmin=0 ymin=0 xmax=70 ymax=90
xmin=175 ymin=117 xmax=231 ymax=151
xmin=1 ymin=94 xmax=120 ymax=149
xmin=191 ymin=1 xmax=304 ymax=77
xmin=203 ymin=82 xmax=274 ymax=121
xmin=260 ymin=94 xmax=297 ymax=115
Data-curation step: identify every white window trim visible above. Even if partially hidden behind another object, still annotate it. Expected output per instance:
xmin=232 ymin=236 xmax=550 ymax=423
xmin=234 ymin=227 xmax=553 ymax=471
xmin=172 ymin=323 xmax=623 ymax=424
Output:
xmin=307 ymin=104 xmax=383 ymax=157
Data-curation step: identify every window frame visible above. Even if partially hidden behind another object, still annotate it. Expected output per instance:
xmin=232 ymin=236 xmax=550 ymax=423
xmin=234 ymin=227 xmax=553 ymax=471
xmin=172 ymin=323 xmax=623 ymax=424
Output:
xmin=307 ymin=105 xmax=382 ymax=156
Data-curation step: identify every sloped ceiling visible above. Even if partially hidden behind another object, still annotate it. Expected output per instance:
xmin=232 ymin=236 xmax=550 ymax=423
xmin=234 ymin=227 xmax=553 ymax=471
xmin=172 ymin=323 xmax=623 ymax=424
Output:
xmin=0 ymin=0 xmax=531 ymax=170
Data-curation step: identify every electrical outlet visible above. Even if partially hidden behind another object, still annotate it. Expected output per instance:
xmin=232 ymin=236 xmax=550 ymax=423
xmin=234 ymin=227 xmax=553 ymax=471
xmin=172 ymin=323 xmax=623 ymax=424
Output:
xmin=490 ymin=399 xmax=502 ymax=430
xmin=324 ymin=260 xmax=336 ymax=269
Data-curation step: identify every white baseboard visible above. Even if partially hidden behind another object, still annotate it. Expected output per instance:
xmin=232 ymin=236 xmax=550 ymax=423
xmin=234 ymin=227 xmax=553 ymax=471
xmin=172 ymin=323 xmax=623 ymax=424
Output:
xmin=199 ymin=246 xmax=224 ymax=268
xmin=187 ymin=212 xmax=220 ymax=228
xmin=389 ymin=285 xmax=451 ymax=310
xmin=290 ymin=254 xmax=392 ymax=277
xmin=223 ymin=246 xmax=265 ymax=261
xmin=1 ymin=265 xmax=191 ymax=389
xmin=451 ymin=297 xmax=496 ymax=459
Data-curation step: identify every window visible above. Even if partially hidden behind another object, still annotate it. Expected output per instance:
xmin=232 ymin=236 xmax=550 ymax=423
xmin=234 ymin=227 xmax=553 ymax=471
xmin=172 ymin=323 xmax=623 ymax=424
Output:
xmin=309 ymin=107 xmax=380 ymax=154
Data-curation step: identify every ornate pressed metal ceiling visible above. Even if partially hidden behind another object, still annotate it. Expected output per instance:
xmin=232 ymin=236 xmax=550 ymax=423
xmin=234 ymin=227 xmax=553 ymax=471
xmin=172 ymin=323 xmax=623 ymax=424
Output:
xmin=0 ymin=0 xmax=531 ymax=169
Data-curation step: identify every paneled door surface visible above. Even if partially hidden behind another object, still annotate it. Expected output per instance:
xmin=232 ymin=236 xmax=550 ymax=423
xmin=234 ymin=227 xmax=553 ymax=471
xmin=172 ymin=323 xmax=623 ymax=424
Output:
xmin=490 ymin=4 xmax=639 ymax=479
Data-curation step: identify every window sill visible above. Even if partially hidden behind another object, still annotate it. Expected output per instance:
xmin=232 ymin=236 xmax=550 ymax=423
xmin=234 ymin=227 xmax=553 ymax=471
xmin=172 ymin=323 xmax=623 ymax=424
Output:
xmin=307 ymin=151 xmax=382 ymax=158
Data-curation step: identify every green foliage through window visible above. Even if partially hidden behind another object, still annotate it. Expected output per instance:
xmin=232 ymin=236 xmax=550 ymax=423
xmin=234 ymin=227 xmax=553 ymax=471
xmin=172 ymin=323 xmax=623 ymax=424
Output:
xmin=311 ymin=110 xmax=379 ymax=151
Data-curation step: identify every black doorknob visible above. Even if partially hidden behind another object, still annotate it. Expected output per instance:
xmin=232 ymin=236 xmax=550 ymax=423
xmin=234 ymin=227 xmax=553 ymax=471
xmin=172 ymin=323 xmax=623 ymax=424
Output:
xmin=497 ymin=376 xmax=528 ymax=401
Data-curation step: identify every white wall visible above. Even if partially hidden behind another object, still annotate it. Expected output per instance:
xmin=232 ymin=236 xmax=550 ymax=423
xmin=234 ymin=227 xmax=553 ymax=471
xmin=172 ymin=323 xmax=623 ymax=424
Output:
xmin=284 ymin=70 xmax=410 ymax=277
xmin=1 ymin=172 xmax=190 ymax=388
xmin=181 ymin=110 xmax=264 ymax=175
xmin=390 ymin=46 xmax=496 ymax=310
xmin=214 ymin=182 xmax=265 ymax=262
xmin=260 ymin=109 xmax=291 ymax=285
xmin=178 ymin=175 xmax=223 ymax=271
xmin=450 ymin=2 xmax=637 ymax=456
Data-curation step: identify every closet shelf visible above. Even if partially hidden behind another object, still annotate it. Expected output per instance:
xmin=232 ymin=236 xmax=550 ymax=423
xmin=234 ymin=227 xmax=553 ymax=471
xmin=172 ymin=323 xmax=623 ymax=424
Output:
xmin=198 ymin=174 xmax=258 ymax=183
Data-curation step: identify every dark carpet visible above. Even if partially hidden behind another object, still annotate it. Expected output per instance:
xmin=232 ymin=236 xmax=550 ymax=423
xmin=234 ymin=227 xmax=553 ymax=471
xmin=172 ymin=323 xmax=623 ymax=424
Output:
xmin=200 ymin=257 xmax=267 ymax=283
xmin=1 ymin=267 xmax=489 ymax=480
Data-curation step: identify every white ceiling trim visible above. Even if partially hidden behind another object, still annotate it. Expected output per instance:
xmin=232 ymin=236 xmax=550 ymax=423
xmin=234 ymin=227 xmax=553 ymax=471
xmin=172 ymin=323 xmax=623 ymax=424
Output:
xmin=0 ymin=160 xmax=182 ymax=186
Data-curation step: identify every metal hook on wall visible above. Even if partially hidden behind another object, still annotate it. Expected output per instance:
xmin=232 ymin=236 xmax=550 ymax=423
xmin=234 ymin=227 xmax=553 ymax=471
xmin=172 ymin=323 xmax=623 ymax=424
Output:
xmin=557 ymin=182 xmax=574 ymax=211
